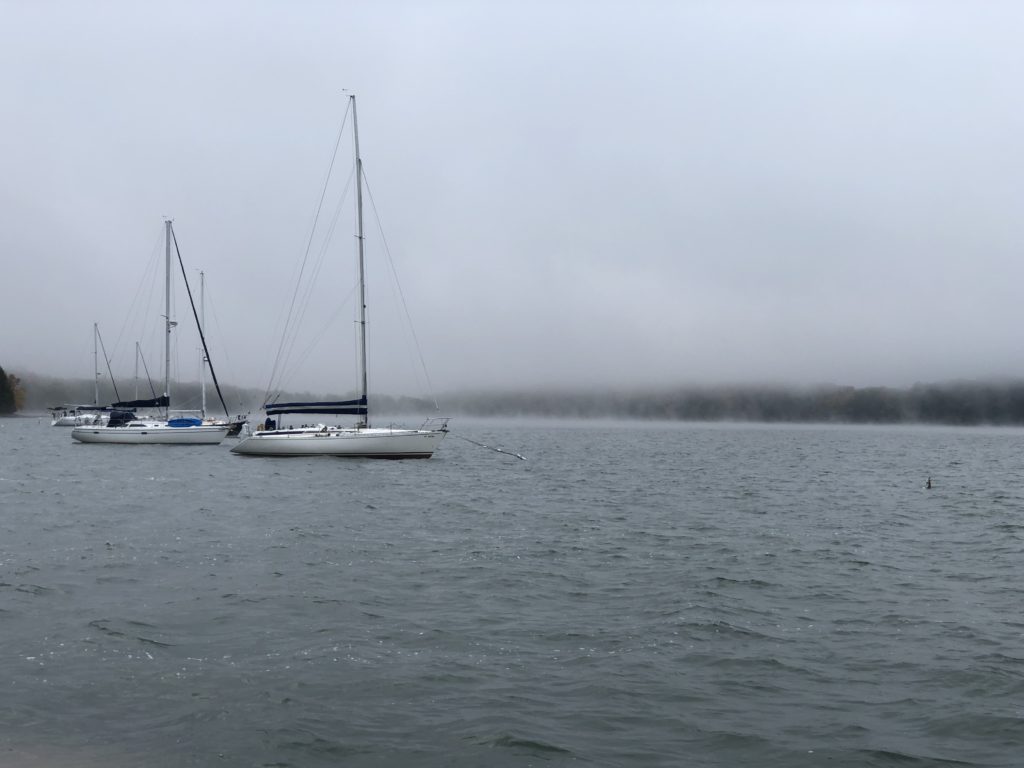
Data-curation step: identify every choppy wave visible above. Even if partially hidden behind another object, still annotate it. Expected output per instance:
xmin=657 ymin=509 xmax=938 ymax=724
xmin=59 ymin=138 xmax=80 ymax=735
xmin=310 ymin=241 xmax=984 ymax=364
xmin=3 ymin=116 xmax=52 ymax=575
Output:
xmin=2 ymin=419 xmax=1023 ymax=766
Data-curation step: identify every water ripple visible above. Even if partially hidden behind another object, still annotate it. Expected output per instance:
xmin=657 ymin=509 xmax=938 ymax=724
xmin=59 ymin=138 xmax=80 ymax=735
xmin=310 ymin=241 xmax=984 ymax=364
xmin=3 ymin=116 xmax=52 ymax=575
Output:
xmin=3 ymin=419 xmax=1024 ymax=766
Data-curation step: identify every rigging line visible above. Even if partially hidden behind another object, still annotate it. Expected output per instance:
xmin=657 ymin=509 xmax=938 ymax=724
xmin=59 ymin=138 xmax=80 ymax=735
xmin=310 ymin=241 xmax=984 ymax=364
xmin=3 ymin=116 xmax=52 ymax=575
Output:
xmin=264 ymin=101 xmax=353 ymax=404
xmin=264 ymin=124 xmax=352 ymax=403
xmin=95 ymin=326 xmax=121 ymax=403
xmin=111 ymin=229 xmax=163 ymax=372
xmin=362 ymin=169 xmax=439 ymax=410
xmin=269 ymin=287 xmax=358 ymax=402
xmin=452 ymin=434 xmax=526 ymax=461
xmin=138 ymin=345 xmax=157 ymax=398
xmin=269 ymin=284 xmax=358 ymax=402
xmin=201 ymin=281 xmax=245 ymax=410
xmin=171 ymin=225 xmax=231 ymax=420
xmin=271 ymin=167 xmax=356 ymax=397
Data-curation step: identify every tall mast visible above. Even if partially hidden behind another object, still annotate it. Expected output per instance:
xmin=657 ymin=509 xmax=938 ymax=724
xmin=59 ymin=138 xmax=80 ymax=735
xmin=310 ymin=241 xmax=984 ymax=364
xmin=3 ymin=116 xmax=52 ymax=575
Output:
xmin=164 ymin=219 xmax=172 ymax=416
xmin=199 ymin=270 xmax=207 ymax=418
xmin=134 ymin=342 xmax=140 ymax=400
xmin=93 ymin=322 xmax=99 ymax=405
xmin=351 ymin=94 xmax=369 ymax=427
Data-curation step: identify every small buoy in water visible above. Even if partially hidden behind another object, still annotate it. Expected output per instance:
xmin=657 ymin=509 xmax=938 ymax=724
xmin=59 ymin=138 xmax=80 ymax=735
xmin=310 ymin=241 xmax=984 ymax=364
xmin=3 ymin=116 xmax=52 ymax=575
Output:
xmin=925 ymin=477 xmax=932 ymax=489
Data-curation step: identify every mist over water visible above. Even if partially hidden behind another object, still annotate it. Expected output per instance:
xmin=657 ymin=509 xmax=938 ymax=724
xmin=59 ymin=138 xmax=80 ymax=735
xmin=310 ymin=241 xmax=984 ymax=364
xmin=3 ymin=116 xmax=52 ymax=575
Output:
xmin=2 ymin=417 xmax=1023 ymax=766
xmin=5 ymin=3 xmax=1024 ymax=395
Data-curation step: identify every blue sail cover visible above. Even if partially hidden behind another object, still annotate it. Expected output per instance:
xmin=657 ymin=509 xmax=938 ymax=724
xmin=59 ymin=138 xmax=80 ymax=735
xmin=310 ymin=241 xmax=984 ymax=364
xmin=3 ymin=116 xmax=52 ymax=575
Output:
xmin=265 ymin=396 xmax=368 ymax=417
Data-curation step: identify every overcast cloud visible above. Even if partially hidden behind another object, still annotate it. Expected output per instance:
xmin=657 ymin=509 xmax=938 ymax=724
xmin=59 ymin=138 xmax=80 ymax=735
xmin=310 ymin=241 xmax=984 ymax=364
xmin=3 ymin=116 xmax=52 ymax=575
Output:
xmin=2 ymin=0 xmax=1022 ymax=398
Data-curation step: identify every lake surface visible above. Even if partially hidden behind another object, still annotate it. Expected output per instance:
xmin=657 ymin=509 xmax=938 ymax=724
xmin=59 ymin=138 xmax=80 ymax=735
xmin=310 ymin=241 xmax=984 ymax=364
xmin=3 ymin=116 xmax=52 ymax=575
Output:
xmin=1 ymin=416 xmax=1023 ymax=767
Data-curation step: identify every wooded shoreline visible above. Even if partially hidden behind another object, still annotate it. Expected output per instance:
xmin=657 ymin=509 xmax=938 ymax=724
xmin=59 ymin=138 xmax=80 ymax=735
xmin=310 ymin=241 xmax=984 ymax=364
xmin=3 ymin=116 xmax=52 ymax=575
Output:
xmin=11 ymin=369 xmax=1024 ymax=426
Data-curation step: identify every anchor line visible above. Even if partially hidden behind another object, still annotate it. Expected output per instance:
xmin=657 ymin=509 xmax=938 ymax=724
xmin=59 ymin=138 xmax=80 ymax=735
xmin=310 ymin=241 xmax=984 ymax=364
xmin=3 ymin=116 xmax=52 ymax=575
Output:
xmin=453 ymin=434 xmax=526 ymax=461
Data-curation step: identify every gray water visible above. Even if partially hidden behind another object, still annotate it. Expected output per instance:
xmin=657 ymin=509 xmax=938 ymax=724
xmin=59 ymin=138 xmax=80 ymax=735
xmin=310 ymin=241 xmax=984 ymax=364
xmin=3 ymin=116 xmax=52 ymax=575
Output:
xmin=1 ymin=416 xmax=1023 ymax=767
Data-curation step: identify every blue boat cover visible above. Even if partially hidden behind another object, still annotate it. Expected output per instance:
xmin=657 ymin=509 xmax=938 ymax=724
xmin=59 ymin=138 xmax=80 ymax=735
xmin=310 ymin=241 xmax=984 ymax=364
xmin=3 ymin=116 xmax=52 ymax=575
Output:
xmin=168 ymin=417 xmax=203 ymax=428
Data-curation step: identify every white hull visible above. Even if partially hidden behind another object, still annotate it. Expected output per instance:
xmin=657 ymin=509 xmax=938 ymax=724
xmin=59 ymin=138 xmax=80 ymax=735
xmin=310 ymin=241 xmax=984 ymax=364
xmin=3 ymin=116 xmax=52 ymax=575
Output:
xmin=52 ymin=414 xmax=102 ymax=427
xmin=231 ymin=426 xmax=446 ymax=458
xmin=71 ymin=422 xmax=229 ymax=445
xmin=204 ymin=417 xmax=247 ymax=437
xmin=50 ymin=410 xmax=105 ymax=427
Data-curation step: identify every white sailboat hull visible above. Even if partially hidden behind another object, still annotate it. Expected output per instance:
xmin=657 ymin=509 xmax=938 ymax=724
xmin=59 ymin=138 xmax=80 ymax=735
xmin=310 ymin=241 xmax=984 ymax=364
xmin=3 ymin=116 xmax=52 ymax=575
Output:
xmin=71 ymin=422 xmax=229 ymax=445
xmin=230 ymin=426 xmax=446 ymax=458
xmin=50 ymin=408 xmax=106 ymax=427
xmin=52 ymin=413 xmax=103 ymax=427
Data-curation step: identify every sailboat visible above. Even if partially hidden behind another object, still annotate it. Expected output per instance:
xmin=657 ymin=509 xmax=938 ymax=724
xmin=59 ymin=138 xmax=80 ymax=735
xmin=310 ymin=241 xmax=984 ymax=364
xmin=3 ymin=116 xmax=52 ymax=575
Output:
xmin=50 ymin=324 xmax=109 ymax=426
xmin=231 ymin=94 xmax=448 ymax=458
xmin=49 ymin=405 xmax=102 ymax=427
xmin=71 ymin=221 xmax=231 ymax=445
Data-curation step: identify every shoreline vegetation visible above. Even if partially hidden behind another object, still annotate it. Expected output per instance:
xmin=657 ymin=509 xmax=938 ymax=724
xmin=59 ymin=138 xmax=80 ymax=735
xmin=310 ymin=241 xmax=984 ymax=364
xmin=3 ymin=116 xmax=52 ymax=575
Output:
xmin=447 ymin=382 xmax=1024 ymax=425
xmin=0 ymin=365 xmax=18 ymax=415
xmin=10 ymin=369 xmax=1024 ymax=426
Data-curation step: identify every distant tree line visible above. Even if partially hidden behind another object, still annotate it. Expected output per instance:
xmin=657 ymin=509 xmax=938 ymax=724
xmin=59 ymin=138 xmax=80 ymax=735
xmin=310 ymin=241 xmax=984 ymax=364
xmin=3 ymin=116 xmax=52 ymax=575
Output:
xmin=9 ymin=369 xmax=436 ymax=419
xmin=0 ymin=365 xmax=23 ymax=414
xmin=443 ymin=381 xmax=1024 ymax=426
xmin=12 ymin=368 xmax=1024 ymax=425
xmin=13 ymin=370 xmax=260 ymax=417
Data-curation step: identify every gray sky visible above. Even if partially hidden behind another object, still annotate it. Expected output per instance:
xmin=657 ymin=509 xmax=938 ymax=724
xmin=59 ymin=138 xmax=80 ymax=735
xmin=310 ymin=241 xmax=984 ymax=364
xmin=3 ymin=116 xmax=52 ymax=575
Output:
xmin=2 ymin=0 xmax=1023 ymax=398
